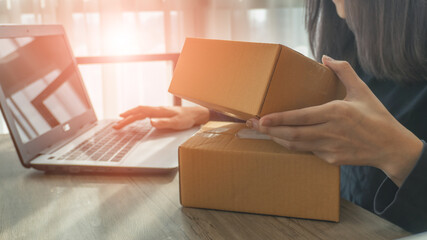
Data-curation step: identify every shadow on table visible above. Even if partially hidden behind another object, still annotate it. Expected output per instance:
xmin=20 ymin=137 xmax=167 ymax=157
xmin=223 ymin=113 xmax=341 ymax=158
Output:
xmin=0 ymin=168 xmax=177 ymax=238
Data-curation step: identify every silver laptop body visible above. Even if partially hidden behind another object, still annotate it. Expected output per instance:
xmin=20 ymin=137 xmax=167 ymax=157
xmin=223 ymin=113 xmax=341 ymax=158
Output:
xmin=0 ymin=25 xmax=197 ymax=173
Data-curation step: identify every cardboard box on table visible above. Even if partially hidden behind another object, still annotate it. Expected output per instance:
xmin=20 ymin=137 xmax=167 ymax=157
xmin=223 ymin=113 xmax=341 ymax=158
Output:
xmin=169 ymin=38 xmax=343 ymax=222
xmin=179 ymin=121 xmax=340 ymax=222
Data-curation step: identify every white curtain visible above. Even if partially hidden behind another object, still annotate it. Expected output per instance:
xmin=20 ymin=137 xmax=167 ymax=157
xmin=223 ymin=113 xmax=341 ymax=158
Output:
xmin=0 ymin=0 xmax=309 ymax=133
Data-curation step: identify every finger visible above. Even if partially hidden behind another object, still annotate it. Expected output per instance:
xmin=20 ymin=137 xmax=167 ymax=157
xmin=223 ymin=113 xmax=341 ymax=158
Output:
xmin=151 ymin=117 xmax=194 ymax=130
xmin=259 ymin=104 xmax=333 ymax=127
xmin=150 ymin=118 xmax=176 ymax=129
xmin=259 ymin=124 xmax=325 ymax=141
xmin=246 ymin=118 xmax=259 ymax=129
xmin=119 ymin=106 xmax=145 ymax=117
xmin=113 ymin=114 xmax=145 ymax=129
xmin=322 ymin=55 xmax=368 ymax=97
xmin=120 ymin=106 xmax=177 ymax=118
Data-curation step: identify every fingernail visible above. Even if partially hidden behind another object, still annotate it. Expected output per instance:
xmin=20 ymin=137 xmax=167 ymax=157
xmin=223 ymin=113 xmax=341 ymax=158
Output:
xmin=323 ymin=55 xmax=334 ymax=62
xmin=246 ymin=119 xmax=259 ymax=129
xmin=252 ymin=119 xmax=259 ymax=129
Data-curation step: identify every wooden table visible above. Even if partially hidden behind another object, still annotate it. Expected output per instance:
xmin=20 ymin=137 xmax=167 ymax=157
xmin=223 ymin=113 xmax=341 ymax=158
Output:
xmin=0 ymin=134 xmax=410 ymax=240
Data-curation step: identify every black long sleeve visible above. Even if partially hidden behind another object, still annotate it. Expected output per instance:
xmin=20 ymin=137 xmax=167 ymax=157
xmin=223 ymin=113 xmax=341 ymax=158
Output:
xmin=374 ymin=141 xmax=427 ymax=232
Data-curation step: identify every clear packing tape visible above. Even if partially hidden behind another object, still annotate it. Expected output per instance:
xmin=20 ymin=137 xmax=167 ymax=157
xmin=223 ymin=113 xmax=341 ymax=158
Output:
xmin=236 ymin=128 xmax=271 ymax=140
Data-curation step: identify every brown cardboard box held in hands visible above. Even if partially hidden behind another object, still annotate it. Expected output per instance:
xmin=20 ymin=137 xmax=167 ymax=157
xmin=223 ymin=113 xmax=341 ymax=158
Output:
xmin=169 ymin=38 xmax=345 ymax=120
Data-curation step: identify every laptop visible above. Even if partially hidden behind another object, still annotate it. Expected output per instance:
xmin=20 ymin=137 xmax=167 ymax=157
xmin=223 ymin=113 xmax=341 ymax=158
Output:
xmin=0 ymin=24 xmax=198 ymax=173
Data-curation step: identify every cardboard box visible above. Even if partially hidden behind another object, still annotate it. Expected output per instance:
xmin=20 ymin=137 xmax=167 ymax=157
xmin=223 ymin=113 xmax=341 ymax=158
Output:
xmin=169 ymin=38 xmax=344 ymax=120
xmin=179 ymin=121 xmax=340 ymax=222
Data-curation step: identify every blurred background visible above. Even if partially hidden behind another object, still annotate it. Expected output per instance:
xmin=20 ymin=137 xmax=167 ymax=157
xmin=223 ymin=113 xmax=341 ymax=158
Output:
xmin=0 ymin=0 xmax=309 ymax=133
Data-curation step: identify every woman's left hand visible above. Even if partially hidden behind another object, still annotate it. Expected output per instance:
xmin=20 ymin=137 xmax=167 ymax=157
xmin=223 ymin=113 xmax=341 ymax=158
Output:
xmin=247 ymin=55 xmax=423 ymax=187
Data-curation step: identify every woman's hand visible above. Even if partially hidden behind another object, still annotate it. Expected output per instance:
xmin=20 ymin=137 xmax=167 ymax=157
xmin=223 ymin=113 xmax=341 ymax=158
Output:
xmin=247 ymin=55 xmax=423 ymax=187
xmin=113 ymin=105 xmax=210 ymax=130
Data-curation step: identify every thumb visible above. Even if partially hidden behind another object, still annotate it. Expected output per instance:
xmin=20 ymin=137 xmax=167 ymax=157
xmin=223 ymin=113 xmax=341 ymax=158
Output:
xmin=322 ymin=55 xmax=368 ymax=98
xmin=151 ymin=117 xmax=194 ymax=130
xmin=151 ymin=118 xmax=176 ymax=129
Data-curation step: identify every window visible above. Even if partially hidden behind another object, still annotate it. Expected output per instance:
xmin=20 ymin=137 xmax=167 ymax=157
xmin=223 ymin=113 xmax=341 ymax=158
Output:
xmin=0 ymin=0 xmax=308 ymax=133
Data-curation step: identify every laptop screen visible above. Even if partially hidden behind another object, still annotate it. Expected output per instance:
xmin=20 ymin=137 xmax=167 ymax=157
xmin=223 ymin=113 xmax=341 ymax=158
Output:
xmin=0 ymin=35 xmax=91 ymax=143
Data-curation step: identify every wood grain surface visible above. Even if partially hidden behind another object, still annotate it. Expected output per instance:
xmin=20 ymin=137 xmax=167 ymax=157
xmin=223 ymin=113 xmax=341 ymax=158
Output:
xmin=0 ymin=134 xmax=410 ymax=240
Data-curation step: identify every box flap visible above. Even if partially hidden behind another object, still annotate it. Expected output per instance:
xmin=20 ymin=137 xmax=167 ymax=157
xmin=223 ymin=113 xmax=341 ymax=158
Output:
xmin=169 ymin=38 xmax=281 ymax=119
xmin=260 ymin=45 xmax=344 ymax=116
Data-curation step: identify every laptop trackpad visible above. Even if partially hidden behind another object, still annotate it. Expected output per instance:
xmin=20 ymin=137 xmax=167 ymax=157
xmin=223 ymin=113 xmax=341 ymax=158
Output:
xmin=124 ymin=127 xmax=198 ymax=169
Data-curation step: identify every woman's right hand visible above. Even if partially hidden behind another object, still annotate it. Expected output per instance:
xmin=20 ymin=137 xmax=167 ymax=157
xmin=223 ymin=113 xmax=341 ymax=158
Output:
xmin=113 ymin=105 xmax=210 ymax=130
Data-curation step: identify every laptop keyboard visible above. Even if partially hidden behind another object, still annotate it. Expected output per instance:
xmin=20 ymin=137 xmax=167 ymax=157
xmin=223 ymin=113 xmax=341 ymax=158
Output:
xmin=56 ymin=121 xmax=151 ymax=162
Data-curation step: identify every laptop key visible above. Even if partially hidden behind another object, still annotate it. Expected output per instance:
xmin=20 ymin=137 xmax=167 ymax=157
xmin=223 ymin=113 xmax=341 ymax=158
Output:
xmin=58 ymin=121 xmax=151 ymax=162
